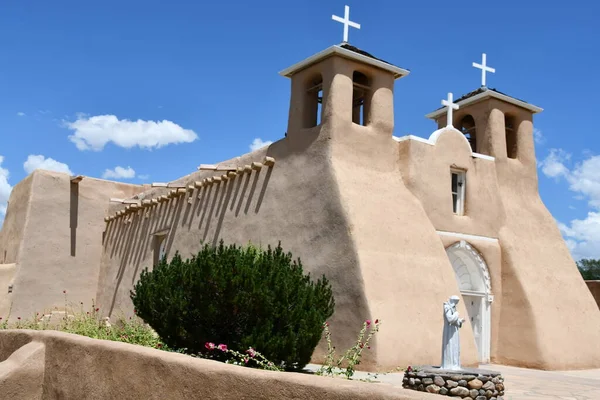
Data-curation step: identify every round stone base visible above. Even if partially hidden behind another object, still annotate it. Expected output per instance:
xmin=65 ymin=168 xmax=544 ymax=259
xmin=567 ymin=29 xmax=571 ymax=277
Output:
xmin=402 ymin=366 xmax=505 ymax=399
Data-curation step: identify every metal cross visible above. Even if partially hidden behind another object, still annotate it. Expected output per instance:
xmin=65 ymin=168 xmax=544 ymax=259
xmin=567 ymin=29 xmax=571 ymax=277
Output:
xmin=442 ymin=92 xmax=460 ymax=128
xmin=332 ymin=5 xmax=361 ymax=43
xmin=472 ymin=53 xmax=496 ymax=87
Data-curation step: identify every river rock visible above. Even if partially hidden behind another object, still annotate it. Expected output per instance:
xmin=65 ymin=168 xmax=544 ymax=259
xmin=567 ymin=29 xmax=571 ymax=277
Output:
xmin=422 ymin=378 xmax=433 ymax=385
xmin=450 ymin=387 xmax=470 ymax=397
xmin=426 ymin=385 xmax=441 ymax=394
xmin=439 ymin=387 xmax=449 ymax=395
xmin=434 ymin=376 xmax=445 ymax=386
xmin=482 ymin=381 xmax=495 ymax=390
xmin=446 ymin=380 xmax=458 ymax=388
xmin=468 ymin=378 xmax=483 ymax=389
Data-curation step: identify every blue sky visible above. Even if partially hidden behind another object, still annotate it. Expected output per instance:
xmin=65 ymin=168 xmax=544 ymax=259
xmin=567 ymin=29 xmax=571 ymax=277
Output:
xmin=1 ymin=0 xmax=599 ymax=260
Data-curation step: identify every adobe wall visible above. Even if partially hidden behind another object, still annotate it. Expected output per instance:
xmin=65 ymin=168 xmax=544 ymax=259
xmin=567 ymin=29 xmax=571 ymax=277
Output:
xmin=322 ymin=58 xmax=479 ymax=369
xmin=97 ymin=58 xmax=481 ymax=371
xmin=96 ymin=127 xmax=377 ymax=367
xmin=585 ymin=281 xmax=600 ymax=309
xmin=0 ymin=329 xmax=435 ymax=400
xmin=0 ymin=174 xmax=34 ymax=265
xmin=483 ymin=105 xmax=600 ymax=370
xmin=404 ymin=123 xmax=600 ymax=369
xmin=1 ymin=170 xmax=144 ymax=320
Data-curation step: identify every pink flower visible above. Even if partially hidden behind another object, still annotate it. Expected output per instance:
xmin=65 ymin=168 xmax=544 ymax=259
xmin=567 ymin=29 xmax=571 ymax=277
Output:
xmin=365 ymin=319 xmax=371 ymax=326
xmin=63 ymin=290 xmax=66 ymax=294
xmin=217 ymin=344 xmax=228 ymax=352
xmin=375 ymin=319 xmax=379 ymax=324
xmin=407 ymin=365 xmax=412 ymax=372
xmin=17 ymin=317 xmax=21 ymax=320
xmin=324 ymin=322 xmax=329 ymax=327
xmin=205 ymin=342 xmax=215 ymax=350
xmin=246 ymin=348 xmax=256 ymax=357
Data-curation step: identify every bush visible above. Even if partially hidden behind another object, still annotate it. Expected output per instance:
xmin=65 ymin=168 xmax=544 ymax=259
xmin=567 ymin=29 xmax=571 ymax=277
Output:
xmin=130 ymin=240 xmax=335 ymax=371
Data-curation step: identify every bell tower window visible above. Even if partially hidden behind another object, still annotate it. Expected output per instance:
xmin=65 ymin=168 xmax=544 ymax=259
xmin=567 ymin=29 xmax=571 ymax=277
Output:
xmin=505 ymin=116 xmax=517 ymax=159
xmin=459 ymin=115 xmax=477 ymax=153
xmin=304 ymin=74 xmax=323 ymax=128
xmin=352 ymin=71 xmax=370 ymax=126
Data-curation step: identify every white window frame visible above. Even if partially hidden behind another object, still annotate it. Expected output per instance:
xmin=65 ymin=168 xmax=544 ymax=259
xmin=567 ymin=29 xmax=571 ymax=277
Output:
xmin=451 ymin=169 xmax=466 ymax=216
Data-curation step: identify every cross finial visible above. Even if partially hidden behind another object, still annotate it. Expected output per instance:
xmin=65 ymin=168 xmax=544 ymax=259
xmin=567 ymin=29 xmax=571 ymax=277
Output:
xmin=332 ymin=5 xmax=361 ymax=43
xmin=472 ymin=53 xmax=496 ymax=87
xmin=442 ymin=92 xmax=460 ymax=128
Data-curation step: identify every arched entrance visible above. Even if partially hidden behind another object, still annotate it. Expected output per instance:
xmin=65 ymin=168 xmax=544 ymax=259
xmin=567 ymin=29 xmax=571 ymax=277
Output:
xmin=446 ymin=240 xmax=492 ymax=363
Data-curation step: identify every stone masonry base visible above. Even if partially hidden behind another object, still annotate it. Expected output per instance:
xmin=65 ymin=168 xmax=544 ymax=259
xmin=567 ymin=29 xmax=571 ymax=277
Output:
xmin=402 ymin=366 xmax=505 ymax=400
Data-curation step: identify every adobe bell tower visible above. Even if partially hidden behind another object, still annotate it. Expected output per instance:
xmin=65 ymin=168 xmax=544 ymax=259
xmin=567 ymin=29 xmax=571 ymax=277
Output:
xmin=425 ymin=53 xmax=543 ymax=174
xmin=279 ymin=43 xmax=409 ymax=140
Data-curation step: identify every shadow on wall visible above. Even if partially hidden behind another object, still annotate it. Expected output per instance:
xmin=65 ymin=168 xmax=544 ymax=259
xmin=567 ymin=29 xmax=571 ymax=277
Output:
xmin=103 ymin=165 xmax=275 ymax=317
xmin=70 ymin=182 xmax=79 ymax=257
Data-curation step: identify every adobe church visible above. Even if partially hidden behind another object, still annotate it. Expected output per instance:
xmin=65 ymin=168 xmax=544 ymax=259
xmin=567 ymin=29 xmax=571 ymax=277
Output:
xmin=1 ymin=7 xmax=600 ymax=372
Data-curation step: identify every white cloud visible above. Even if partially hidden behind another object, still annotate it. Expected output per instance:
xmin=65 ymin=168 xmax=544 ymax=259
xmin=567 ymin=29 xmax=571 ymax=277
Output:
xmin=0 ymin=156 xmax=12 ymax=219
xmin=23 ymin=155 xmax=73 ymax=175
xmin=16 ymin=112 xmax=26 ymax=117
xmin=65 ymin=114 xmax=198 ymax=151
xmin=102 ymin=166 xmax=136 ymax=180
xmin=541 ymin=149 xmax=600 ymax=260
xmin=539 ymin=149 xmax=570 ymax=179
xmin=533 ymin=128 xmax=545 ymax=145
xmin=249 ymin=138 xmax=273 ymax=152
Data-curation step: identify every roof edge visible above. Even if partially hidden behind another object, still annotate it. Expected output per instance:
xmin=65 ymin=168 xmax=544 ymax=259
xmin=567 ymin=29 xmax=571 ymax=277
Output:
xmin=279 ymin=44 xmax=410 ymax=80
xmin=425 ymin=89 xmax=543 ymax=120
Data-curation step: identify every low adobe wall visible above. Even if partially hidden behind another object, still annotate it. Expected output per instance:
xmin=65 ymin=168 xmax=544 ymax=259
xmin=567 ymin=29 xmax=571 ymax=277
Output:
xmin=0 ymin=330 xmax=436 ymax=400
xmin=586 ymin=281 xmax=600 ymax=310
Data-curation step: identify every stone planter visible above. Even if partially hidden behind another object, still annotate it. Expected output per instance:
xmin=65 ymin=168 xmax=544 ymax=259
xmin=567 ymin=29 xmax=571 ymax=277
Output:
xmin=402 ymin=366 xmax=504 ymax=400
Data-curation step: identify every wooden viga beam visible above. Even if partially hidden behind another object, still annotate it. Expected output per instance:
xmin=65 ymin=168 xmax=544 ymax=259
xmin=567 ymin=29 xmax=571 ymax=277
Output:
xmin=197 ymin=164 xmax=238 ymax=171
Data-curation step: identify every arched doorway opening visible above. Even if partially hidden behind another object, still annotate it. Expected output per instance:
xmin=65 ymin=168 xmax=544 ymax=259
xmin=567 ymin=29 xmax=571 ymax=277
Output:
xmin=446 ymin=240 xmax=492 ymax=363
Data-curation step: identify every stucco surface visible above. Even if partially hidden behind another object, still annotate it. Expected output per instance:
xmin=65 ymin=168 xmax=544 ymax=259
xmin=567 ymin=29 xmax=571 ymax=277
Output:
xmin=434 ymin=99 xmax=600 ymax=369
xmin=0 ymin=329 xmax=435 ymax=400
xmin=0 ymin=174 xmax=33 ymax=266
xmin=0 ymin=170 xmax=144 ymax=320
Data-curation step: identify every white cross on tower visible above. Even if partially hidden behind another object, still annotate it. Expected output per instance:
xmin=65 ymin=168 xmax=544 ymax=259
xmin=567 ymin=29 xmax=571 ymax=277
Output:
xmin=472 ymin=53 xmax=496 ymax=87
xmin=332 ymin=5 xmax=361 ymax=43
xmin=442 ymin=92 xmax=460 ymax=128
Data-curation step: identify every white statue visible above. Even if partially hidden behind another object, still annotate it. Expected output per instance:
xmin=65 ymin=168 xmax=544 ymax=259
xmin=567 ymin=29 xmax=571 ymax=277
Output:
xmin=441 ymin=295 xmax=466 ymax=370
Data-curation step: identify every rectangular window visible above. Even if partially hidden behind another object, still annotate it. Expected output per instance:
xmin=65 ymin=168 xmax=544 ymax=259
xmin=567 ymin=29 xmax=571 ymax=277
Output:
xmin=451 ymin=170 xmax=466 ymax=215
xmin=153 ymin=233 xmax=168 ymax=266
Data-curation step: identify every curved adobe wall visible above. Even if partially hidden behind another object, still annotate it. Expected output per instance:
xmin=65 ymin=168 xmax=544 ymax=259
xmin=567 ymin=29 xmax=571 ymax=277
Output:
xmin=2 ymin=170 xmax=144 ymax=321
xmin=96 ymin=128 xmax=373 ymax=368
xmin=492 ymin=109 xmax=600 ymax=369
xmin=496 ymin=122 xmax=600 ymax=369
xmin=0 ymin=330 xmax=435 ymax=400
xmin=0 ymin=174 xmax=34 ymax=266
xmin=324 ymin=63 xmax=479 ymax=369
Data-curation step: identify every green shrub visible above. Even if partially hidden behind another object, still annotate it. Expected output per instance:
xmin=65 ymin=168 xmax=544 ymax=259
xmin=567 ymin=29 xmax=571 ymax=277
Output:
xmin=130 ymin=240 xmax=335 ymax=371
